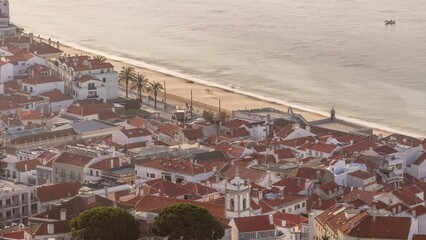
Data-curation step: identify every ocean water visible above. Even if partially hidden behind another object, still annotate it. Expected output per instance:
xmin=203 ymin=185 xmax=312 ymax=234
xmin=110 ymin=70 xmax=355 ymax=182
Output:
xmin=10 ymin=0 xmax=426 ymax=137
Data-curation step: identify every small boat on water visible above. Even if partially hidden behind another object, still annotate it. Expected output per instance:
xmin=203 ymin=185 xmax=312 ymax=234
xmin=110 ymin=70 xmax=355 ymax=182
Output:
xmin=385 ymin=20 xmax=396 ymax=25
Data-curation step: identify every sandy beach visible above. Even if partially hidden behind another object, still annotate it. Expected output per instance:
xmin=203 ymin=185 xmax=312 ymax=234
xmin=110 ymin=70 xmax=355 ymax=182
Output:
xmin=52 ymin=39 xmax=392 ymax=137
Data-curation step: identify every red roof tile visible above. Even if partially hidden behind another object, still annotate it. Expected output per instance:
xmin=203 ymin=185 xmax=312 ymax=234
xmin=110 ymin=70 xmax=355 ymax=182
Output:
xmin=15 ymin=159 xmax=41 ymax=172
xmin=36 ymin=182 xmax=82 ymax=202
xmin=135 ymin=195 xmax=226 ymax=219
xmin=121 ymin=128 xmax=151 ymax=138
xmin=348 ymin=170 xmax=374 ymax=180
xmin=40 ymin=89 xmax=73 ymax=102
xmin=54 ymin=152 xmax=92 ymax=168
xmin=233 ymin=215 xmax=275 ymax=233
xmin=307 ymin=142 xmax=338 ymax=154
xmin=346 ymin=216 xmax=411 ymax=239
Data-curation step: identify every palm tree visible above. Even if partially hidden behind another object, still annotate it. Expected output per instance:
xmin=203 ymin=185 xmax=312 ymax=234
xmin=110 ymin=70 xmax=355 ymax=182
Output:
xmin=147 ymin=81 xmax=164 ymax=109
xmin=93 ymin=55 xmax=107 ymax=63
xmin=130 ymin=73 xmax=149 ymax=102
xmin=119 ymin=67 xmax=136 ymax=98
xmin=15 ymin=27 xmax=24 ymax=35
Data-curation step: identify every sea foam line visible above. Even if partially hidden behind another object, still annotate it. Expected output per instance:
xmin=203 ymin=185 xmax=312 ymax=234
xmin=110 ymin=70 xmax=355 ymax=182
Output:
xmin=28 ymin=29 xmax=425 ymax=139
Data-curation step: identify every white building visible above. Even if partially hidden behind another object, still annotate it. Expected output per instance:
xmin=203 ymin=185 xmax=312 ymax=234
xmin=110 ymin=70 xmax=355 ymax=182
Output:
xmin=4 ymin=52 xmax=44 ymax=77
xmin=0 ymin=59 xmax=13 ymax=83
xmin=0 ymin=0 xmax=16 ymax=38
xmin=0 ymin=179 xmax=38 ymax=226
xmin=135 ymin=158 xmax=215 ymax=184
xmin=112 ymin=128 xmax=152 ymax=146
xmin=48 ymin=55 xmax=118 ymax=100
xmin=21 ymin=64 xmax=64 ymax=96
xmin=72 ymin=75 xmax=107 ymax=102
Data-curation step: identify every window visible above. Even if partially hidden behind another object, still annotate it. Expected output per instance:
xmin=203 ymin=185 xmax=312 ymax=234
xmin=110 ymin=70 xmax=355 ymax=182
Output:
xmin=146 ymin=173 xmax=149 ymax=178
xmin=88 ymin=83 xmax=95 ymax=89
xmin=96 ymin=171 xmax=99 ymax=177
xmin=295 ymin=204 xmax=300 ymax=210
xmin=150 ymin=173 xmax=155 ymax=178
xmin=21 ymin=62 xmax=25 ymax=66
xmin=243 ymin=198 xmax=247 ymax=210
xmin=288 ymin=207 xmax=292 ymax=213
xmin=103 ymin=78 xmax=106 ymax=83
xmin=24 ymin=86 xmax=27 ymax=91
xmin=230 ymin=199 xmax=234 ymax=211
xmin=302 ymin=202 xmax=305 ymax=207
xmin=101 ymin=70 xmax=104 ymax=74
xmin=30 ymin=87 xmax=33 ymax=93
xmin=90 ymin=169 xmax=93 ymax=176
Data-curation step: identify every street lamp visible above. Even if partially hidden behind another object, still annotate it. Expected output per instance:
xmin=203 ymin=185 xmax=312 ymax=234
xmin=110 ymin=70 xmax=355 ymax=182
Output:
xmin=211 ymin=230 xmax=215 ymax=240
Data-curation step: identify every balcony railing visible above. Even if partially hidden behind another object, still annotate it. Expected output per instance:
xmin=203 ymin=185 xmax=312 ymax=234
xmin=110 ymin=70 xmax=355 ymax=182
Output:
xmin=87 ymin=94 xmax=99 ymax=99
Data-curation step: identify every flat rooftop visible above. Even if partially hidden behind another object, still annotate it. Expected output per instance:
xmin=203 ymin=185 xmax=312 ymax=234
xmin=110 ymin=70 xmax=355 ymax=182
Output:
xmin=0 ymin=179 xmax=32 ymax=193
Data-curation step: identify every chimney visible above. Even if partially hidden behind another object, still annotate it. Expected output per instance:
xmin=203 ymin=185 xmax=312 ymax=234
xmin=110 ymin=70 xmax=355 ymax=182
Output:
xmin=412 ymin=210 xmax=417 ymax=218
xmin=29 ymin=33 xmax=33 ymax=44
xmin=316 ymin=170 xmax=321 ymax=182
xmin=258 ymin=190 xmax=263 ymax=201
xmin=268 ymin=214 xmax=273 ymax=225
xmin=318 ymin=198 xmax=322 ymax=207
xmin=392 ymin=207 xmax=396 ymax=215
xmin=56 ymin=41 xmax=60 ymax=49
xmin=110 ymin=159 xmax=114 ymax=169
xmin=60 ymin=208 xmax=67 ymax=220
xmin=281 ymin=220 xmax=287 ymax=227
xmin=24 ymin=164 xmax=28 ymax=172
xmin=397 ymin=204 xmax=401 ymax=213
xmin=104 ymin=187 xmax=109 ymax=199
xmin=47 ymin=223 xmax=54 ymax=235
xmin=119 ymin=158 xmax=122 ymax=167
xmin=48 ymin=38 xmax=51 ymax=45
xmin=373 ymin=214 xmax=376 ymax=222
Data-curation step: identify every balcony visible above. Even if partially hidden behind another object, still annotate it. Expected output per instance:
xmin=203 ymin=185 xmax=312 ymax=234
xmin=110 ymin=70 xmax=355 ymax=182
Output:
xmin=87 ymin=94 xmax=99 ymax=99
xmin=88 ymin=85 xmax=97 ymax=90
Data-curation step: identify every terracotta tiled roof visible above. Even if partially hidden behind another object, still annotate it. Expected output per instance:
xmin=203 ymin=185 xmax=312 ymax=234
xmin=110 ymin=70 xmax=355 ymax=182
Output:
xmin=40 ymin=89 xmax=73 ymax=102
xmin=127 ymin=116 xmax=148 ymax=128
xmin=0 ymin=100 xmax=21 ymax=111
xmin=219 ymin=164 xmax=265 ymax=183
xmin=180 ymin=182 xmax=217 ymax=196
xmin=89 ymin=157 xmax=128 ymax=171
xmin=22 ymin=74 xmax=60 ymax=86
xmin=4 ymin=52 xmax=35 ymax=63
xmin=135 ymin=195 xmax=226 ymax=219
xmin=295 ymin=167 xmax=331 ymax=181
xmin=348 ymin=170 xmax=374 ymax=180
xmin=156 ymin=123 xmax=182 ymax=136
xmin=273 ymin=212 xmax=308 ymax=227
xmin=223 ymin=119 xmax=251 ymax=129
xmin=392 ymin=188 xmax=424 ymax=206
xmin=275 ymin=148 xmax=296 ymax=160
xmin=373 ymin=145 xmax=398 ymax=155
xmin=29 ymin=42 xmax=63 ymax=55
xmin=275 ymin=124 xmax=295 ymax=139
xmin=3 ymin=79 xmax=20 ymax=93
xmin=412 ymin=152 xmax=426 ymax=166
xmin=54 ymin=152 xmax=92 ymax=168
xmin=182 ymin=128 xmax=204 ymax=141
xmin=121 ymin=128 xmax=151 ymax=138
xmin=66 ymin=102 xmax=114 ymax=117
xmin=307 ymin=142 xmax=338 ymax=154
xmin=26 ymin=221 xmax=70 ymax=236
xmin=98 ymin=109 xmax=119 ymax=120
xmin=36 ymin=182 xmax=82 ymax=202
xmin=413 ymin=235 xmax=426 ymax=240
xmin=142 ymin=179 xmax=190 ymax=198
xmin=15 ymin=159 xmax=41 ymax=172
xmin=341 ymin=140 xmax=376 ymax=154
xmin=260 ymin=194 xmax=306 ymax=209
xmin=273 ymin=177 xmax=305 ymax=194
xmin=280 ymin=136 xmax=316 ymax=149
xmin=233 ymin=215 xmax=275 ymax=233
xmin=20 ymin=110 xmax=42 ymax=120
xmin=1 ymin=231 xmax=25 ymax=239
xmin=339 ymin=189 xmax=382 ymax=204
xmin=34 ymin=194 xmax=130 ymax=220
xmin=319 ymin=181 xmax=341 ymax=193
xmin=76 ymin=75 xmax=100 ymax=83
xmin=137 ymin=158 xmax=210 ymax=176
xmin=346 ymin=216 xmax=411 ymax=239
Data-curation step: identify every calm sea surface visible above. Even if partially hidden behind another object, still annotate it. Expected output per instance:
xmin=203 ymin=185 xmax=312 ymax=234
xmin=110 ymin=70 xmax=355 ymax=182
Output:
xmin=10 ymin=0 xmax=426 ymax=137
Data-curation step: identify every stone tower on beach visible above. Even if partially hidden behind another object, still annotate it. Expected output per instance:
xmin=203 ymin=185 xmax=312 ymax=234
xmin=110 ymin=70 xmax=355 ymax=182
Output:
xmin=0 ymin=0 xmax=16 ymax=38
